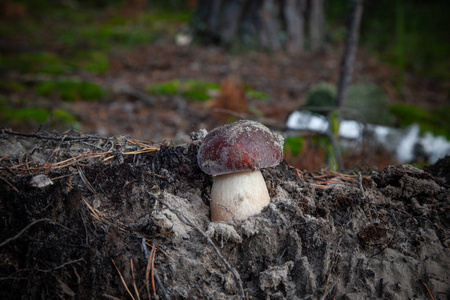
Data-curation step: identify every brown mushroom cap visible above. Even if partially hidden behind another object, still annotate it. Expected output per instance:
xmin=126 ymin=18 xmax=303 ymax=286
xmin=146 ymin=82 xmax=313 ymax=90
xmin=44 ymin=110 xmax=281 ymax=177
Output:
xmin=197 ymin=120 xmax=284 ymax=176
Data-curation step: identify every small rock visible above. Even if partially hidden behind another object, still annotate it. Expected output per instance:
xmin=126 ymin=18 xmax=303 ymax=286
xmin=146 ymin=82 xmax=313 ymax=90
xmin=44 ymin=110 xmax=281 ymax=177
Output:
xmin=29 ymin=174 xmax=53 ymax=188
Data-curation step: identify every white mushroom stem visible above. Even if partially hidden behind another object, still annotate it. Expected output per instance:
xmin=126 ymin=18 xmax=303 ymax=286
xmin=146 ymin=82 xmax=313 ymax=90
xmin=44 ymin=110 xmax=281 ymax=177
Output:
xmin=210 ymin=170 xmax=270 ymax=222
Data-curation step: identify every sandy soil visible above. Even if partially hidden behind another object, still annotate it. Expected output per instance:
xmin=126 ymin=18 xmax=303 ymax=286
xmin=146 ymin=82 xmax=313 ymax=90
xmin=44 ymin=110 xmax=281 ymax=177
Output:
xmin=0 ymin=130 xmax=449 ymax=299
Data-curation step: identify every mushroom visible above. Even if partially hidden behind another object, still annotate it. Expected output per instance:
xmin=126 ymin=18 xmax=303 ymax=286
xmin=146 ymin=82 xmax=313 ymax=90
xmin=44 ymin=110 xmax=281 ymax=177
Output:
xmin=197 ymin=120 xmax=284 ymax=222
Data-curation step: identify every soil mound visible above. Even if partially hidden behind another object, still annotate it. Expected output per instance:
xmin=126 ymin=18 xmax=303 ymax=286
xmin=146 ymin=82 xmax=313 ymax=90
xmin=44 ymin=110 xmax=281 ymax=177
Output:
xmin=0 ymin=130 xmax=449 ymax=299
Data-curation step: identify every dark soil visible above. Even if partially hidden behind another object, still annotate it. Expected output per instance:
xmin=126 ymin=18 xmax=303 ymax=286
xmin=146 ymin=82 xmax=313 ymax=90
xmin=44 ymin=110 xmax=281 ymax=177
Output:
xmin=1 ymin=130 xmax=449 ymax=299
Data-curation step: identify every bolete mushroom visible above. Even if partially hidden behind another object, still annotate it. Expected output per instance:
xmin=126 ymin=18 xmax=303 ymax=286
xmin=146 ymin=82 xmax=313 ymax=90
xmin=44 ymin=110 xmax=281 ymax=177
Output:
xmin=197 ymin=120 xmax=284 ymax=222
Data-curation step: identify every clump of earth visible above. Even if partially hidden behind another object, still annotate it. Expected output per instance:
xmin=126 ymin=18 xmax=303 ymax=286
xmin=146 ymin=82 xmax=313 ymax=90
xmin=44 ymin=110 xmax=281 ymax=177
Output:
xmin=0 ymin=130 xmax=449 ymax=299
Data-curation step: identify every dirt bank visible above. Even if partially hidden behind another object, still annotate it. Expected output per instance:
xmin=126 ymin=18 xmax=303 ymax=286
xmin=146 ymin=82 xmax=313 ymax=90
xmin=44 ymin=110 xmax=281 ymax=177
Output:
xmin=0 ymin=130 xmax=449 ymax=299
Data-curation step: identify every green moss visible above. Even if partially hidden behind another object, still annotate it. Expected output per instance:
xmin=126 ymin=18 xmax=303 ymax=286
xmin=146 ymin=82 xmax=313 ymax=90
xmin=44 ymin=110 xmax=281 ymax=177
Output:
xmin=390 ymin=104 xmax=450 ymax=139
xmin=58 ymin=31 xmax=78 ymax=48
xmin=0 ymin=5 xmax=185 ymax=76
xmin=346 ymin=82 xmax=392 ymax=125
xmin=245 ymin=89 xmax=268 ymax=100
xmin=141 ymin=7 xmax=192 ymax=23
xmin=35 ymin=80 xmax=105 ymax=101
xmin=304 ymin=81 xmax=393 ymax=125
xmin=0 ymin=80 xmax=26 ymax=92
xmin=389 ymin=104 xmax=431 ymax=127
xmin=1 ymin=105 xmax=81 ymax=130
xmin=0 ymin=50 xmax=111 ymax=75
xmin=0 ymin=52 xmax=71 ymax=74
xmin=147 ymin=79 xmax=220 ymax=101
xmin=79 ymin=81 xmax=106 ymax=100
xmin=147 ymin=79 xmax=268 ymax=102
xmin=183 ymin=89 xmax=210 ymax=101
xmin=284 ymin=136 xmax=303 ymax=156
xmin=76 ymin=51 xmax=110 ymax=73
xmin=304 ymin=82 xmax=337 ymax=115
xmin=52 ymin=109 xmax=81 ymax=130
xmin=4 ymin=107 xmax=49 ymax=123
xmin=78 ymin=18 xmax=158 ymax=50
xmin=182 ymin=80 xmax=220 ymax=101
xmin=147 ymin=80 xmax=181 ymax=95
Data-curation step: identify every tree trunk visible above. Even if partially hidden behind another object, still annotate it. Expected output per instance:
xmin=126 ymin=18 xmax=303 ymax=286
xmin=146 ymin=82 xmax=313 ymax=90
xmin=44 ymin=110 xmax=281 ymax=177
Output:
xmin=191 ymin=0 xmax=325 ymax=54
xmin=220 ymin=0 xmax=246 ymax=44
xmin=332 ymin=0 xmax=364 ymax=171
xmin=258 ymin=0 xmax=282 ymax=51
xmin=309 ymin=0 xmax=325 ymax=51
xmin=335 ymin=0 xmax=364 ymax=109
xmin=284 ymin=0 xmax=306 ymax=54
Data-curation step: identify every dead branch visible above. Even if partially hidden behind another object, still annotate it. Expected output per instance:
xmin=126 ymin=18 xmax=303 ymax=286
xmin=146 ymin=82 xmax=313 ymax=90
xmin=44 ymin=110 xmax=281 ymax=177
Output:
xmin=2 ymin=129 xmax=106 ymax=141
xmin=102 ymin=294 xmax=122 ymax=300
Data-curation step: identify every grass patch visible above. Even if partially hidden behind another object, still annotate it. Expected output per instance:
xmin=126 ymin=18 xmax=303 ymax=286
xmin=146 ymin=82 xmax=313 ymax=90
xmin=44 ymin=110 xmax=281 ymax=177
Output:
xmin=35 ymin=80 xmax=105 ymax=101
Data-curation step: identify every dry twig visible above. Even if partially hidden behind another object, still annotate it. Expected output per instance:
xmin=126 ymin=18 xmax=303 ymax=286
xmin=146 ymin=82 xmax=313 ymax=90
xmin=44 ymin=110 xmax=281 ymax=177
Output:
xmin=145 ymin=246 xmax=153 ymax=300
xmin=0 ymin=176 xmax=19 ymax=193
xmin=150 ymin=245 xmax=157 ymax=298
xmin=130 ymin=258 xmax=141 ymax=300
xmin=35 ymin=258 xmax=84 ymax=273
xmin=82 ymin=197 xmax=127 ymax=232
xmin=144 ymin=242 xmax=169 ymax=300
xmin=420 ymin=280 xmax=435 ymax=300
xmin=110 ymin=258 xmax=136 ymax=300
xmin=0 ymin=218 xmax=53 ymax=247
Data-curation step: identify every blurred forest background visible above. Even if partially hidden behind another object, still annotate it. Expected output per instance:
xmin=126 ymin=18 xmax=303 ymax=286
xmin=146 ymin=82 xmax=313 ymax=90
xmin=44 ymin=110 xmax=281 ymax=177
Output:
xmin=1 ymin=0 xmax=449 ymax=170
